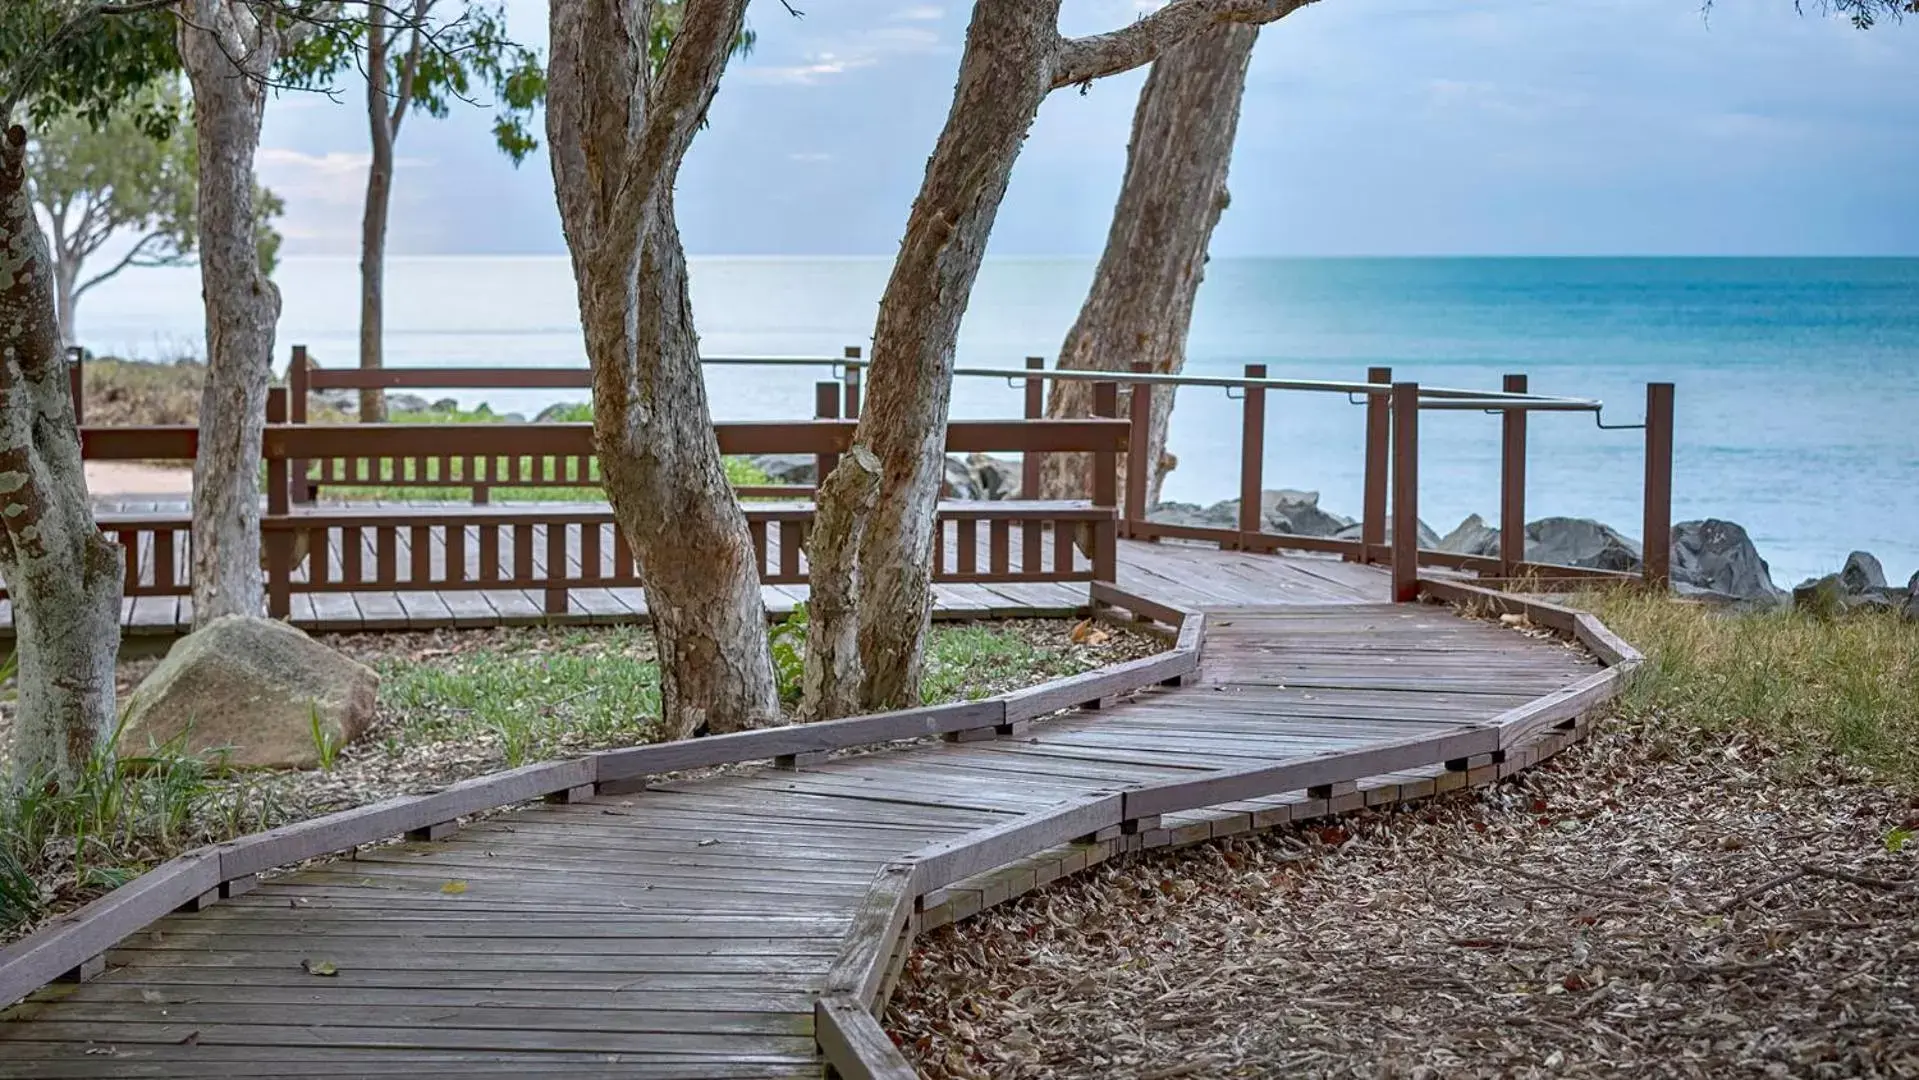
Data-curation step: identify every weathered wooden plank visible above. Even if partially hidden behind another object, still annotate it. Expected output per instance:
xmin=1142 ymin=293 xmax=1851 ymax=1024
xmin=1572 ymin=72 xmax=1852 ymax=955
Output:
xmin=0 ymin=852 xmax=220 ymax=1009
xmin=815 ymin=995 xmax=917 ymax=1080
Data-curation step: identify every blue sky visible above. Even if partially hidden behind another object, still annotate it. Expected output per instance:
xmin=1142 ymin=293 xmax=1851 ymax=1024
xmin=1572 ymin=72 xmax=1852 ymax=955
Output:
xmin=256 ymin=0 xmax=1919 ymax=257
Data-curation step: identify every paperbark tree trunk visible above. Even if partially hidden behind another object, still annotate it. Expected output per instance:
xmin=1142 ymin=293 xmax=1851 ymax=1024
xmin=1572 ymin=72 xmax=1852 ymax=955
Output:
xmin=1041 ymin=24 xmax=1258 ymax=512
xmin=179 ymin=0 xmax=280 ymax=626
xmin=805 ymin=0 xmax=1315 ymax=718
xmin=0 ymin=125 xmax=124 ymax=784
xmin=358 ymin=4 xmax=396 ymax=423
xmin=53 ymin=259 xmax=77 ymax=347
xmin=548 ymin=0 xmax=777 ymax=738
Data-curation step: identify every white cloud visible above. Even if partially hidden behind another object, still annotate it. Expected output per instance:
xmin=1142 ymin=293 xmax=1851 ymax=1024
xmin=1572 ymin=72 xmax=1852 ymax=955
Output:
xmin=788 ymin=152 xmax=835 ymax=162
xmin=740 ymin=25 xmax=943 ymax=84
xmin=889 ymin=4 xmax=942 ymax=19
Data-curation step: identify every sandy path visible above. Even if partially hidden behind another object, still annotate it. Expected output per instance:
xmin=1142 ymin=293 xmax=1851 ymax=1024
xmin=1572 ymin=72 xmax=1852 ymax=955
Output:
xmin=85 ymin=461 xmax=194 ymax=496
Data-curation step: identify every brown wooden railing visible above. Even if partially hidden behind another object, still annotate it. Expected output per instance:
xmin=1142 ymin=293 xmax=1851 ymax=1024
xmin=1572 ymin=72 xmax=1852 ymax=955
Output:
xmin=57 ymin=408 xmax=1129 ymax=619
xmin=68 ymin=345 xmax=1674 ymax=599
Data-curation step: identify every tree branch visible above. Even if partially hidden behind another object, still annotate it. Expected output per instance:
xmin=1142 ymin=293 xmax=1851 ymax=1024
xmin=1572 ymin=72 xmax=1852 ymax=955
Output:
xmin=389 ymin=0 xmax=428 ymax=137
xmin=1050 ymin=0 xmax=1316 ymax=90
xmin=72 ymin=230 xmax=178 ymax=301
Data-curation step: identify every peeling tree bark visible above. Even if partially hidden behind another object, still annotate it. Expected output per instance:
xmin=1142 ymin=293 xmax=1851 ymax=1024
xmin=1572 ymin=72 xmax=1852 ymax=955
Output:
xmin=1042 ymin=24 xmax=1258 ymax=511
xmin=0 ymin=125 xmax=123 ymax=783
xmin=178 ymin=0 xmax=280 ymax=626
xmin=798 ymin=445 xmax=879 ymax=723
xmin=806 ymin=0 xmax=1316 ymax=717
xmin=548 ymin=0 xmax=777 ymax=738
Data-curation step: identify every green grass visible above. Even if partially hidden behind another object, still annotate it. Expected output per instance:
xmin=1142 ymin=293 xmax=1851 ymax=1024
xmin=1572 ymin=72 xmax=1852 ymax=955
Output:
xmin=1579 ymin=589 xmax=1919 ymax=789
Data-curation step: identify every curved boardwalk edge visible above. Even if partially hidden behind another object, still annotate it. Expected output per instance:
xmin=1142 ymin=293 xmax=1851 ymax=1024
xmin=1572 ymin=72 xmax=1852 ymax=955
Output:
xmin=818 ymin=577 xmax=1642 ymax=1080
xmin=0 ymin=590 xmax=1201 ymax=1012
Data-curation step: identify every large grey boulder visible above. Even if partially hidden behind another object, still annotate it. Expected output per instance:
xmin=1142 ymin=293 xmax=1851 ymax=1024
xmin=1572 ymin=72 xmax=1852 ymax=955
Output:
xmin=1260 ymin=489 xmax=1353 ymax=538
xmin=1905 ymin=572 xmax=1919 ymax=623
xmin=1792 ymin=574 xmax=1848 ymax=618
xmin=1333 ymin=517 xmax=1441 ymax=550
xmin=1670 ymin=519 xmax=1785 ymax=605
xmin=748 ymin=454 xmax=816 ymax=486
xmin=1437 ymin=514 xmax=1501 ymax=558
xmin=1524 ymin=517 xmax=1642 ymax=573
xmin=121 ymin=616 xmax=379 ymax=770
xmin=1840 ymin=551 xmax=1887 ymax=594
xmin=1148 ymin=500 xmax=1237 ymax=529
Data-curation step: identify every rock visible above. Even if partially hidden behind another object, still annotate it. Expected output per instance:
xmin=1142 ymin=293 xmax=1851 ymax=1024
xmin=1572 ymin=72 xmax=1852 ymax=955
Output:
xmin=1524 ymin=517 xmax=1642 ymax=573
xmin=748 ymin=454 xmax=816 ymax=486
xmin=385 ymin=393 xmax=431 ymax=415
xmin=962 ymin=453 xmax=1019 ymax=501
xmin=1437 ymin=514 xmax=1501 ymax=558
xmin=1792 ymin=574 xmax=1848 ymax=619
xmin=1147 ymin=501 xmax=1236 ymax=529
xmin=121 ymin=616 xmax=379 ymax=770
xmin=1332 ymin=517 xmax=1441 ymax=550
xmin=1259 ymin=490 xmax=1352 ymax=538
xmin=1840 ymin=551 xmax=1886 ymax=594
xmin=1670 ymin=519 xmax=1784 ymax=605
xmin=941 ymin=456 xmax=978 ymax=500
xmin=1905 ymin=573 xmax=1919 ymax=623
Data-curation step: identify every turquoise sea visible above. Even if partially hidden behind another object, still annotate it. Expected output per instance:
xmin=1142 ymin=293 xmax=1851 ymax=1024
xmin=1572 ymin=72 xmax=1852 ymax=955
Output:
xmin=84 ymin=256 xmax=1919 ymax=588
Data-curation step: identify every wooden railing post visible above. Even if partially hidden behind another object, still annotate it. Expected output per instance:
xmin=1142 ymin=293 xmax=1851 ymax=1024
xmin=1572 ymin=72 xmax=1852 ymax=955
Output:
xmin=1237 ymin=363 xmax=1266 ymax=547
xmin=67 ymin=346 xmax=83 ymax=426
xmin=1124 ymin=361 xmax=1152 ymax=536
xmin=1091 ymin=382 xmax=1120 ymax=582
xmin=1021 ymin=356 xmax=1045 ymax=498
xmin=289 ymin=345 xmax=313 ymax=504
xmin=842 ymin=346 xmax=862 ymax=419
xmin=1362 ymin=366 xmax=1391 ymax=564
xmin=545 ymin=523 xmax=569 ymax=615
xmin=1500 ymin=373 xmax=1528 ymax=578
xmin=264 ymin=434 xmax=293 ymax=621
xmin=1642 ymin=382 xmax=1675 ymax=590
xmin=814 ymin=380 xmax=841 ymax=487
xmin=1391 ymin=382 xmax=1420 ymax=603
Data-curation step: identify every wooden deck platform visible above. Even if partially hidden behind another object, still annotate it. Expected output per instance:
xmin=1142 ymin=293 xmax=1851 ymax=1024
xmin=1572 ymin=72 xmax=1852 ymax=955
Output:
xmin=0 ymin=557 xmax=1631 ymax=1078
xmin=3 ymin=499 xmax=1392 ymax=637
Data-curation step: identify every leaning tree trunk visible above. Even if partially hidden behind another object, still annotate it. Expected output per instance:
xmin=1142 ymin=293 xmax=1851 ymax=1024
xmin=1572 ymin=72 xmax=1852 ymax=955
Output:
xmin=804 ymin=0 xmax=1317 ymax=719
xmin=1041 ymin=24 xmax=1257 ymax=512
xmin=0 ymin=125 xmax=124 ymax=784
xmin=548 ymin=0 xmax=776 ymax=738
xmin=179 ymin=2 xmax=280 ymax=626
xmin=806 ymin=0 xmax=1063 ymax=716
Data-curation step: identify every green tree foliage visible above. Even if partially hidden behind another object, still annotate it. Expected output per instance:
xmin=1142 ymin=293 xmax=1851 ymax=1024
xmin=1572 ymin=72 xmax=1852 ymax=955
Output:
xmin=27 ymin=80 xmax=287 ymax=343
xmin=278 ymin=1 xmax=546 ymax=163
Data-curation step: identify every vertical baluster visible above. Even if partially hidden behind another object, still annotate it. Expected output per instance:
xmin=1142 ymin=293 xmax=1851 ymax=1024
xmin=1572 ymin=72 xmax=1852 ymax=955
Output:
xmin=545 ymin=522 xmax=569 ymax=614
xmin=343 ymin=525 xmax=364 ymax=585
xmin=411 ymin=524 xmax=431 ymax=584
xmin=1642 ymin=382 xmax=1675 ymax=590
xmin=989 ymin=519 xmax=1010 ymax=578
xmin=1237 ymin=363 xmax=1266 ymax=548
xmin=1362 ymin=366 xmax=1392 ymax=564
xmin=1500 ymin=374 xmax=1529 ymax=578
xmin=1391 ymin=382 xmax=1420 ymax=603
xmin=956 ymin=519 xmax=977 ymax=578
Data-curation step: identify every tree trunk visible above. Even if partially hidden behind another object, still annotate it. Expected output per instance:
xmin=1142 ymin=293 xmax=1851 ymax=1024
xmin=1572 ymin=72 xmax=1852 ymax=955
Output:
xmin=803 ymin=0 xmax=1064 ymax=716
xmin=53 ymin=259 xmax=77 ymax=348
xmin=798 ymin=445 xmax=879 ymax=722
xmin=178 ymin=1 xmax=280 ymax=627
xmin=0 ymin=125 xmax=124 ymax=784
xmin=547 ymin=0 xmax=777 ymax=738
xmin=805 ymin=0 xmax=1314 ymax=717
xmin=358 ymin=7 xmax=394 ymax=423
xmin=1041 ymin=24 xmax=1257 ymax=512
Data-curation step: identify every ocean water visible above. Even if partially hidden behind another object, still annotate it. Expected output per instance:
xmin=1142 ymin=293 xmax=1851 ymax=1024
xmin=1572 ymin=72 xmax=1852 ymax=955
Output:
xmin=82 ymin=255 xmax=1919 ymax=588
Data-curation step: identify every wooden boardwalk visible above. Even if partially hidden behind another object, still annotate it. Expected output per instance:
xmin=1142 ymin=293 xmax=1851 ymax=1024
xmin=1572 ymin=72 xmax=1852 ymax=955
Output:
xmin=3 ymin=499 xmax=1388 ymax=637
xmin=0 ymin=550 xmax=1632 ymax=1079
